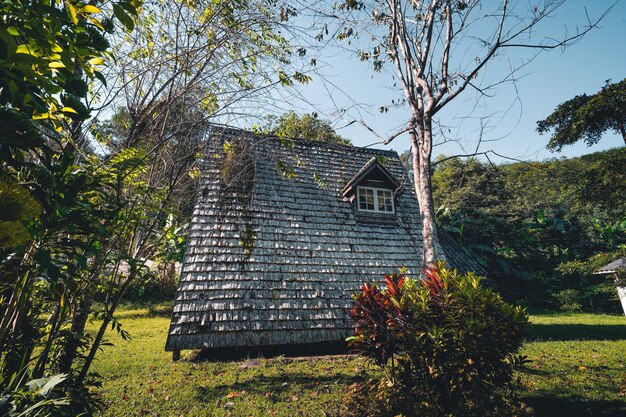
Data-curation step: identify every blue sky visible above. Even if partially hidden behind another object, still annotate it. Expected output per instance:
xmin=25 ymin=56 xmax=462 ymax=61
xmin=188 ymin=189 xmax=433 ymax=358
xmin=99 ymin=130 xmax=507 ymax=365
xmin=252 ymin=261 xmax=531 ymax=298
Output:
xmin=289 ymin=1 xmax=625 ymax=163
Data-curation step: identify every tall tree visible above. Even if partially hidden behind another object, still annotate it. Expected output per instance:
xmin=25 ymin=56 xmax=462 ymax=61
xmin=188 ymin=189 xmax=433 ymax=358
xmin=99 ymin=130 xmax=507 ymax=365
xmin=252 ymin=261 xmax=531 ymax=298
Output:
xmin=71 ymin=0 xmax=310 ymax=375
xmin=332 ymin=0 xmax=612 ymax=266
xmin=537 ymin=78 xmax=626 ymax=151
xmin=93 ymin=0 xmax=309 ymax=149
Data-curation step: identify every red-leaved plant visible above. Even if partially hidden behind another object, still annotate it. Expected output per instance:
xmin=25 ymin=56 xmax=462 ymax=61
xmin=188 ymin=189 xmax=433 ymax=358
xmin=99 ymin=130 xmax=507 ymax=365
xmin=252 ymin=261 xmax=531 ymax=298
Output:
xmin=347 ymin=274 xmax=409 ymax=370
xmin=421 ymin=263 xmax=445 ymax=297
xmin=343 ymin=262 xmax=530 ymax=417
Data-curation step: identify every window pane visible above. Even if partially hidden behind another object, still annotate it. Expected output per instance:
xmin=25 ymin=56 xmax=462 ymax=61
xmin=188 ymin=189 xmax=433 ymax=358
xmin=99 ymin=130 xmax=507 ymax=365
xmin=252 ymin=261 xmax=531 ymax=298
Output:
xmin=358 ymin=187 xmax=393 ymax=213
xmin=376 ymin=190 xmax=393 ymax=212
xmin=359 ymin=188 xmax=375 ymax=211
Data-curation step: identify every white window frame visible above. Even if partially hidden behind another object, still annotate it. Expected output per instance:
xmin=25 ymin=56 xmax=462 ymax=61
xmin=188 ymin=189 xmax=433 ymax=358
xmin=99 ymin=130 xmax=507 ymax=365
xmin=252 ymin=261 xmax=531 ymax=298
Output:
xmin=356 ymin=186 xmax=395 ymax=214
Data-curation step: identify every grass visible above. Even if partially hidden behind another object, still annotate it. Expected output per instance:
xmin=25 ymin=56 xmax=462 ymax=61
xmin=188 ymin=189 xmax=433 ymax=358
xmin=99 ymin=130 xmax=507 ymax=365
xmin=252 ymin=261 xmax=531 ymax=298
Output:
xmin=90 ymin=308 xmax=626 ymax=416
xmin=521 ymin=313 xmax=626 ymax=417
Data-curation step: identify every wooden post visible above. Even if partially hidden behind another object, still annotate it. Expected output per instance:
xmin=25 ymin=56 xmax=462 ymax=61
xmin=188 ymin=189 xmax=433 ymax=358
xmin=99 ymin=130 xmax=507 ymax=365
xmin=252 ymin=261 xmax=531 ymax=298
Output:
xmin=172 ymin=349 xmax=181 ymax=361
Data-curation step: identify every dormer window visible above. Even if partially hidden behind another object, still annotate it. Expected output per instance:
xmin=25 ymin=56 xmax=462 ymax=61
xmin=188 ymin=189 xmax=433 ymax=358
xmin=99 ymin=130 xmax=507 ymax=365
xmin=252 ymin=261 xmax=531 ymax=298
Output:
xmin=357 ymin=186 xmax=395 ymax=213
xmin=342 ymin=157 xmax=403 ymax=223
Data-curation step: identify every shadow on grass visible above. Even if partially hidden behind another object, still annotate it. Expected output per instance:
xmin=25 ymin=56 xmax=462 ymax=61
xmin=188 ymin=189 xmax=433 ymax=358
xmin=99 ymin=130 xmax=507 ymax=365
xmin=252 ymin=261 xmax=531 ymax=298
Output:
xmin=524 ymin=396 xmax=626 ymax=417
xmin=528 ymin=324 xmax=626 ymax=341
xmin=195 ymin=371 xmax=365 ymax=403
xmin=517 ymin=366 xmax=550 ymax=376
xmin=192 ymin=341 xmax=350 ymax=362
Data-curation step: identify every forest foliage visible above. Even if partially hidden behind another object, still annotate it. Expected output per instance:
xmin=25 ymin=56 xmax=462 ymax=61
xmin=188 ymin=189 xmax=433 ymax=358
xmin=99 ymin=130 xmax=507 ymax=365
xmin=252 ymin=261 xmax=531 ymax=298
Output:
xmin=260 ymin=111 xmax=351 ymax=146
xmin=432 ymin=147 xmax=626 ymax=311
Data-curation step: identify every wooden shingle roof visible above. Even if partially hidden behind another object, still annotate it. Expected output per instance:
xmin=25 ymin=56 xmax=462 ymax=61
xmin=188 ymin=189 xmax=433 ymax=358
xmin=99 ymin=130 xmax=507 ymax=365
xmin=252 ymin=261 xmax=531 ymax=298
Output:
xmin=165 ymin=126 xmax=483 ymax=351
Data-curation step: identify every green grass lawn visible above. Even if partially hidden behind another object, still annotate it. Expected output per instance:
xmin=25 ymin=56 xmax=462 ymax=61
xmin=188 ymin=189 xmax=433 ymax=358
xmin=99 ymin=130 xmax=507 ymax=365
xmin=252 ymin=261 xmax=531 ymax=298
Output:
xmin=90 ymin=308 xmax=626 ymax=417
xmin=521 ymin=313 xmax=626 ymax=417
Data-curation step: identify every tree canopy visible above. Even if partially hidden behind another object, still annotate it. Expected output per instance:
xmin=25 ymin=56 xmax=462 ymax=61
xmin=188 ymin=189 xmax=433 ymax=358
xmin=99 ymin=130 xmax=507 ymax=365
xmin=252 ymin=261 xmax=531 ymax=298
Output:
xmin=263 ymin=111 xmax=351 ymax=145
xmin=432 ymin=147 xmax=626 ymax=310
xmin=537 ymin=78 xmax=626 ymax=151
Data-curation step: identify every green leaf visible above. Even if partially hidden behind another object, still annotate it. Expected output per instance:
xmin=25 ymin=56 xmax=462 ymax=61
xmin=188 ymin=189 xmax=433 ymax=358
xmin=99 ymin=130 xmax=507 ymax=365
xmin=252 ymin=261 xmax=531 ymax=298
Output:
xmin=113 ymin=4 xmax=135 ymax=31
xmin=277 ymin=71 xmax=292 ymax=86
xmin=67 ymin=2 xmax=79 ymax=25
xmin=16 ymin=44 xmax=37 ymax=56
xmin=7 ymin=26 xmax=20 ymax=36
xmin=94 ymin=70 xmax=107 ymax=86
xmin=118 ymin=0 xmax=139 ymax=17
xmin=536 ymin=210 xmax=545 ymax=224
xmin=26 ymin=374 xmax=68 ymax=396
xmin=82 ymin=4 xmax=101 ymax=14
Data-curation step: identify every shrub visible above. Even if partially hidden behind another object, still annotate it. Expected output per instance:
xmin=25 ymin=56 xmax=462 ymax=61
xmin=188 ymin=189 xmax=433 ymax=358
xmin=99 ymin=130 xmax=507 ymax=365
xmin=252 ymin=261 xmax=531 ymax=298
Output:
xmin=343 ymin=262 xmax=530 ymax=417
xmin=555 ymin=289 xmax=583 ymax=312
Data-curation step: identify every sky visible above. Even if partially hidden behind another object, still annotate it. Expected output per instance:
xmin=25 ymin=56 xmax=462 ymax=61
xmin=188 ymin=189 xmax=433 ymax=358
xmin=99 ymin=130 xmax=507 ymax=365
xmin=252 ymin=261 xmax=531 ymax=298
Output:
xmin=286 ymin=0 xmax=626 ymax=163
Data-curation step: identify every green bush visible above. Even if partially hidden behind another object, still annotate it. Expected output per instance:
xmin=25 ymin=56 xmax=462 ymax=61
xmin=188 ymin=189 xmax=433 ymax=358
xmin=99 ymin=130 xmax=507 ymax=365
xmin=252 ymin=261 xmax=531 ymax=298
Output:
xmin=555 ymin=249 xmax=626 ymax=313
xmin=343 ymin=262 xmax=530 ymax=417
xmin=555 ymin=289 xmax=582 ymax=312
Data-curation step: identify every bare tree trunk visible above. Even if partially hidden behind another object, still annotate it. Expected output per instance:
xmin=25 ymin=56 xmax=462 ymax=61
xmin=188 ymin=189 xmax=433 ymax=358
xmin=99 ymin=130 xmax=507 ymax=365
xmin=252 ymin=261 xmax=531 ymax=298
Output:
xmin=410 ymin=118 xmax=439 ymax=267
xmin=75 ymin=306 xmax=113 ymax=387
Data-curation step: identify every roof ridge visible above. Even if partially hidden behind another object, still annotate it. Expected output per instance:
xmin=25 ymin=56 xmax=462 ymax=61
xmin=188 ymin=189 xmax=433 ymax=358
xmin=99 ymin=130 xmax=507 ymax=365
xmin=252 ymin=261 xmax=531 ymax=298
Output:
xmin=207 ymin=123 xmax=399 ymax=157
